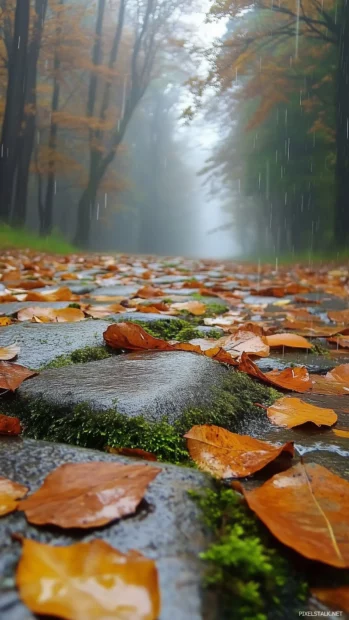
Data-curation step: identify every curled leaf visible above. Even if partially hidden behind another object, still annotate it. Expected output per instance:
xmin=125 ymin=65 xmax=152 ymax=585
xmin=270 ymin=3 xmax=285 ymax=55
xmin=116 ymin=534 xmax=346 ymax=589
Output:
xmin=0 ymin=343 xmax=20 ymax=360
xmin=242 ymin=462 xmax=349 ymax=568
xmin=184 ymin=424 xmax=294 ymax=478
xmin=16 ymin=538 xmax=161 ymax=620
xmin=238 ymin=352 xmax=311 ymax=393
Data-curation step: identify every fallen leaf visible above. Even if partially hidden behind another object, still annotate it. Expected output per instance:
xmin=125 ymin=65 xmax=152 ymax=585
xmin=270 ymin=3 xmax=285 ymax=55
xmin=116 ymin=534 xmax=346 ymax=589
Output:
xmin=24 ymin=287 xmax=78 ymax=302
xmin=136 ymin=285 xmax=165 ymax=298
xmin=0 ymin=317 xmax=12 ymax=326
xmin=328 ymin=335 xmax=349 ymax=349
xmin=217 ymin=326 xmax=270 ymax=358
xmin=106 ymin=447 xmax=158 ymax=461
xmin=267 ymin=397 xmax=337 ymax=428
xmin=170 ymin=300 xmax=207 ymax=315
xmin=16 ymin=538 xmax=160 ymax=620
xmin=332 ymin=428 xmax=349 ymax=438
xmin=328 ymin=309 xmax=349 ymax=324
xmin=310 ymin=364 xmax=349 ymax=395
xmin=19 ymin=461 xmax=161 ymax=528
xmin=17 ymin=306 xmax=85 ymax=322
xmin=282 ymin=321 xmax=342 ymax=337
xmin=0 ymin=343 xmax=20 ymax=360
xmin=265 ymin=333 xmax=312 ymax=349
xmin=311 ymin=586 xmax=349 ymax=613
xmin=0 ymin=362 xmax=37 ymax=391
xmin=0 ymin=477 xmax=28 ymax=516
xmin=103 ymin=322 xmax=239 ymax=366
xmin=242 ymin=462 xmax=349 ymax=568
xmin=0 ymin=413 xmax=22 ymax=435
xmin=238 ymin=352 xmax=311 ymax=392
xmin=184 ymin=424 xmax=294 ymax=478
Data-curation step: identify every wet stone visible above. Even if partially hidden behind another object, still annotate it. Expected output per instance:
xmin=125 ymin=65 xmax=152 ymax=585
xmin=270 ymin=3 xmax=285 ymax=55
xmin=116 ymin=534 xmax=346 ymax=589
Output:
xmin=0 ymin=437 xmax=214 ymax=620
xmin=256 ymin=351 xmax=345 ymax=374
xmin=93 ymin=285 xmax=140 ymax=297
xmin=17 ymin=351 xmax=229 ymax=422
xmin=109 ymin=312 xmax=180 ymax=324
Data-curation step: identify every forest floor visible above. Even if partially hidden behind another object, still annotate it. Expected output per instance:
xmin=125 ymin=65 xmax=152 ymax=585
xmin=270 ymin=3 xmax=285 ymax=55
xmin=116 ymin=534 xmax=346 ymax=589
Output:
xmin=0 ymin=249 xmax=348 ymax=619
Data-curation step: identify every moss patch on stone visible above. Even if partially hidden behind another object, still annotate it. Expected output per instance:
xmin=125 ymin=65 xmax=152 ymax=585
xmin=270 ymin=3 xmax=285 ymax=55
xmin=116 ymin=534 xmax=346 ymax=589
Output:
xmin=130 ymin=318 xmax=220 ymax=341
xmin=4 ymin=371 xmax=279 ymax=464
xmin=190 ymin=487 xmax=308 ymax=620
xmin=44 ymin=345 xmax=112 ymax=369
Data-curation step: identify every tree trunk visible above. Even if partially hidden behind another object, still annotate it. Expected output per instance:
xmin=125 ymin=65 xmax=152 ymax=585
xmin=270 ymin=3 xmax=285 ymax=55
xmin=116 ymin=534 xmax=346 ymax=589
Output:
xmin=0 ymin=0 xmax=30 ymax=222
xmin=334 ymin=0 xmax=349 ymax=248
xmin=12 ymin=0 xmax=47 ymax=227
xmin=42 ymin=0 xmax=63 ymax=236
xmin=73 ymin=179 xmax=98 ymax=247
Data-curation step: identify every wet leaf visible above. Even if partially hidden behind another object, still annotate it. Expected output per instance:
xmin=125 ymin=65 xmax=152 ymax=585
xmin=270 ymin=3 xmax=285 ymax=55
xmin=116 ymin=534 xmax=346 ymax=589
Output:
xmin=0 ymin=413 xmax=22 ymax=435
xmin=267 ymin=396 xmax=337 ymax=428
xmin=0 ymin=343 xmax=20 ymax=360
xmin=84 ymin=304 xmax=127 ymax=318
xmin=311 ymin=586 xmax=349 ymax=613
xmin=217 ymin=326 xmax=270 ymax=358
xmin=16 ymin=538 xmax=160 ymax=620
xmin=238 ymin=352 xmax=311 ymax=392
xmin=19 ymin=461 xmax=161 ymax=528
xmin=328 ymin=335 xmax=349 ymax=349
xmin=184 ymin=424 xmax=294 ymax=478
xmin=310 ymin=364 xmax=349 ymax=395
xmin=106 ymin=447 xmax=158 ymax=461
xmin=0 ymin=477 xmax=28 ymax=516
xmin=242 ymin=462 xmax=349 ymax=567
xmin=265 ymin=333 xmax=312 ymax=349
xmin=0 ymin=317 xmax=12 ymax=326
xmin=327 ymin=309 xmax=349 ymax=324
xmin=0 ymin=362 xmax=37 ymax=391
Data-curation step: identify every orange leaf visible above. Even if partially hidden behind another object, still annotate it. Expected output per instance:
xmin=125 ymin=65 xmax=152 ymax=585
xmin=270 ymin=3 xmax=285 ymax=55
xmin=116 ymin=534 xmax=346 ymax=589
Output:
xmin=0 ymin=413 xmax=22 ymax=435
xmin=265 ymin=333 xmax=312 ymax=349
xmin=0 ymin=343 xmax=20 ymax=360
xmin=267 ymin=396 xmax=337 ymax=428
xmin=311 ymin=586 xmax=349 ymax=613
xmin=24 ymin=287 xmax=78 ymax=302
xmin=84 ymin=304 xmax=126 ymax=318
xmin=0 ymin=317 xmax=12 ymax=326
xmin=16 ymin=538 xmax=160 ymax=620
xmin=310 ymin=364 xmax=349 ymax=395
xmin=19 ymin=461 xmax=161 ymax=528
xmin=332 ymin=429 xmax=349 ymax=438
xmin=170 ymin=301 xmax=207 ymax=315
xmin=0 ymin=362 xmax=37 ymax=391
xmin=0 ymin=477 xmax=28 ymax=516
xmin=184 ymin=424 xmax=294 ymax=478
xmin=328 ymin=335 xmax=349 ymax=348
xmin=136 ymin=285 xmax=165 ymax=298
xmin=217 ymin=327 xmax=270 ymax=358
xmin=242 ymin=462 xmax=349 ymax=567
xmin=106 ymin=447 xmax=158 ymax=461
xmin=238 ymin=352 xmax=311 ymax=392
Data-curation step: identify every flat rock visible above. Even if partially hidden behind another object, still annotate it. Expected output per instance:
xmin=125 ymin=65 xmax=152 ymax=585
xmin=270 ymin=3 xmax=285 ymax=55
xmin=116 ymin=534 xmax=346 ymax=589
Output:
xmin=256 ymin=351 xmax=345 ymax=374
xmin=0 ymin=320 xmax=111 ymax=369
xmin=0 ymin=437 xmax=214 ymax=620
xmin=93 ymin=285 xmax=139 ymax=297
xmin=17 ymin=351 xmax=229 ymax=422
xmin=109 ymin=312 xmax=180 ymax=323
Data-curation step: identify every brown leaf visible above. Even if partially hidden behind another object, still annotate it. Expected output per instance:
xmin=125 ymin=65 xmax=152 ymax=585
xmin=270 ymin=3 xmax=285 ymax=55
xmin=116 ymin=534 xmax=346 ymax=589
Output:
xmin=0 ymin=343 xmax=20 ymax=360
xmin=0 ymin=413 xmax=22 ymax=435
xmin=242 ymin=462 xmax=349 ymax=567
xmin=265 ymin=333 xmax=312 ymax=349
xmin=24 ymin=287 xmax=78 ymax=302
xmin=106 ymin=447 xmax=158 ymax=461
xmin=136 ymin=285 xmax=165 ymax=298
xmin=267 ymin=396 xmax=337 ymax=428
xmin=16 ymin=538 xmax=160 ymax=620
xmin=0 ymin=362 xmax=37 ymax=391
xmin=84 ymin=304 xmax=126 ymax=318
xmin=311 ymin=586 xmax=349 ymax=613
xmin=184 ymin=424 xmax=294 ymax=478
xmin=328 ymin=335 xmax=349 ymax=349
xmin=310 ymin=364 xmax=349 ymax=395
xmin=238 ymin=352 xmax=311 ymax=392
xmin=0 ymin=477 xmax=28 ymax=516
xmin=19 ymin=461 xmax=161 ymax=528
xmin=327 ymin=309 xmax=349 ymax=324
xmin=103 ymin=322 xmax=239 ymax=366
xmin=217 ymin=327 xmax=270 ymax=358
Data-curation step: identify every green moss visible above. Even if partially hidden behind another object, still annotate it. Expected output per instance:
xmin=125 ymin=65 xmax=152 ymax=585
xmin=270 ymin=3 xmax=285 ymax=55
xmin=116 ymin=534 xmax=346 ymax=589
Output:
xmin=311 ymin=340 xmax=331 ymax=358
xmin=68 ymin=303 xmax=81 ymax=309
xmin=190 ymin=487 xmax=308 ymax=620
xmin=4 ymin=371 xmax=279 ymax=463
xmin=130 ymin=318 xmax=197 ymax=341
xmin=44 ymin=345 xmax=112 ymax=369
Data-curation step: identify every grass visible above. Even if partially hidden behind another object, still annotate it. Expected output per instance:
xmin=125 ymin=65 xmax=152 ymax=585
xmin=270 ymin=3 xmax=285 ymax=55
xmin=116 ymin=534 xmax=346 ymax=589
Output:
xmin=0 ymin=225 xmax=76 ymax=254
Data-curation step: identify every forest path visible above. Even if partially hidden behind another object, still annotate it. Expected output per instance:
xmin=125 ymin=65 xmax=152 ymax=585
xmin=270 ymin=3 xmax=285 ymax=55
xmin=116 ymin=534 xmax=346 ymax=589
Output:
xmin=0 ymin=250 xmax=348 ymax=618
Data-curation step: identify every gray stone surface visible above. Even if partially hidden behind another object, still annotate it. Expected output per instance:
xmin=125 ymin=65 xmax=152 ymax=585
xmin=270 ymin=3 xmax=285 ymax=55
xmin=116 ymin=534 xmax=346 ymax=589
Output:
xmin=256 ymin=351 xmax=347 ymax=374
xmin=17 ymin=351 xmax=229 ymax=422
xmin=93 ymin=285 xmax=139 ymax=297
xmin=109 ymin=312 xmax=180 ymax=324
xmin=0 ymin=437 xmax=214 ymax=620
xmin=0 ymin=320 xmax=111 ymax=369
